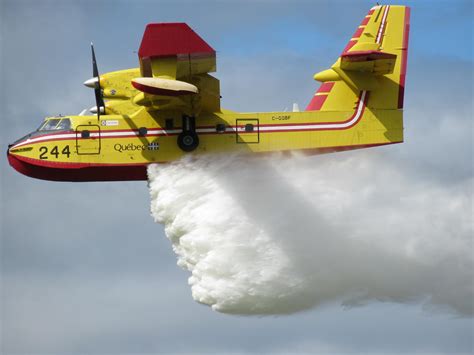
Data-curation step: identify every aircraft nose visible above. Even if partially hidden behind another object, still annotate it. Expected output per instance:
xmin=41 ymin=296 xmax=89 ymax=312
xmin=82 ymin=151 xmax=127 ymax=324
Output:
xmin=7 ymin=143 xmax=17 ymax=162
xmin=8 ymin=141 xmax=19 ymax=155
xmin=7 ymin=143 xmax=14 ymax=156
xmin=7 ymin=143 xmax=16 ymax=168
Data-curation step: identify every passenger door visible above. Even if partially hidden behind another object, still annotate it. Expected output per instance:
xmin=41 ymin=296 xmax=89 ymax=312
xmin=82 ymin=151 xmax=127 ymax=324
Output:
xmin=76 ymin=125 xmax=101 ymax=154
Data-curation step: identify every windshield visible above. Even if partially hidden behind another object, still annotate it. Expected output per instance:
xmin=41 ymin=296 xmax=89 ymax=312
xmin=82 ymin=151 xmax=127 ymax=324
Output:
xmin=11 ymin=118 xmax=73 ymax=146
xmin=38 ymin=118 xmax=71 ymax=131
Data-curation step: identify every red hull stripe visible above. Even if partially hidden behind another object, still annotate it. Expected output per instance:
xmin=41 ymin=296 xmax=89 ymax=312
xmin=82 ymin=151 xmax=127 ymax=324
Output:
xmin=8 ymin=140 xmax=401 ymax=182
xmin=398 ymin=7 xmax=411 ymax=108
xmin=12 ymin=154 xmax=149 ymax=169
xmin=8 ymin=153 xmax=148 ymax=182
xmin=360 ymin=17 xmax=370 ymax=26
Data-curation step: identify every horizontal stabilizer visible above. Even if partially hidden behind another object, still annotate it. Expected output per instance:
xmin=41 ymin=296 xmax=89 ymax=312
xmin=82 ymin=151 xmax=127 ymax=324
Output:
xmin=341 ymin=50 xmax=396 ymax=74
xmin=307 ymin=5 xmax=410 ymax=111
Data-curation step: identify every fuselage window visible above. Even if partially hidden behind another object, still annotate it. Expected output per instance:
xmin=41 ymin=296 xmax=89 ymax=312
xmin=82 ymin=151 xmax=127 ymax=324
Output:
xmin=216 ymin=123 xmax=226 ymax=133
xmin=165 ymin=119 xmax=174 ymax=130
xmin=245 ymin=124 xmax=254 ymax=132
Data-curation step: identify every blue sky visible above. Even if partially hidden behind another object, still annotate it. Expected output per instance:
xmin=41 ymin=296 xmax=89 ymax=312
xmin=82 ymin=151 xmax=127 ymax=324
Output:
xmin=1 ymin=0 xmax=473 ymax=354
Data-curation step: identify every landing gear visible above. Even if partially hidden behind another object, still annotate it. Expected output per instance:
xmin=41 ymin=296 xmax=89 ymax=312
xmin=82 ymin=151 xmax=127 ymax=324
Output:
xmin=178 ymin=132 xmax=199 ymax=152
xmin=178 ymin=115 xmax=199 ymax=152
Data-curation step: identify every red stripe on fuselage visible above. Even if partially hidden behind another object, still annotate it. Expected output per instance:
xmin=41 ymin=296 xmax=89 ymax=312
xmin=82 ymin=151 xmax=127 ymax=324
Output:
xmin=14 ymin=92 xmax=368 ymax=148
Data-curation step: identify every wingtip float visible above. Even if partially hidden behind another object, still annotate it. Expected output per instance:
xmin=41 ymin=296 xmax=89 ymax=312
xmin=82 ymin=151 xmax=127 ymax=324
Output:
xmin=8 ymin=5 xmax=410 ymax=182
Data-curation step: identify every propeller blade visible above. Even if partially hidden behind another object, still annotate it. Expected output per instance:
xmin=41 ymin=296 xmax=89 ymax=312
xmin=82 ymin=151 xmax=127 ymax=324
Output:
xmin=90 ymin=43 xmax=105 ymax=120
xmin=91 ymin=42 xmax=99 ymax=77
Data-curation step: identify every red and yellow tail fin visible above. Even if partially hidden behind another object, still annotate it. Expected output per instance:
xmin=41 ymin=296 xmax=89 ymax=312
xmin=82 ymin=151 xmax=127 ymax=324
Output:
xmin=306 ymin=5 xmax=410 ymax=111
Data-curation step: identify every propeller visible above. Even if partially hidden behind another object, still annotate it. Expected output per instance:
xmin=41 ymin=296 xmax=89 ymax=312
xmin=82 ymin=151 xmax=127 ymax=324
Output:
xmin=86 ymin=42 xmax=105 ymax=121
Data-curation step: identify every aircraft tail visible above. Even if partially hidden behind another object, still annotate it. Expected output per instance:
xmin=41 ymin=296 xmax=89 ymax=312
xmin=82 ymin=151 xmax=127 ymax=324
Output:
xmin=306 ymin=5 xmax=411 ymax=111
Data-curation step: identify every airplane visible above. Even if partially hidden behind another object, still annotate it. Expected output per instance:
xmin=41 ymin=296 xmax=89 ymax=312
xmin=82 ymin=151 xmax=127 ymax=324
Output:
xmin=8 ymin=5 xmax=410 ymax=182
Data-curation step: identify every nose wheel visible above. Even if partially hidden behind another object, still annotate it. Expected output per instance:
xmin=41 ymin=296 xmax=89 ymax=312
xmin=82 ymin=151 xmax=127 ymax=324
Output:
xmin=178 ymin=115 xmax=199 ymax=152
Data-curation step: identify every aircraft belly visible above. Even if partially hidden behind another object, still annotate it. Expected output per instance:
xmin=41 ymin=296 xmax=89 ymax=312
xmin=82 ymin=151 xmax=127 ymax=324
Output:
xmin=7 ymin=152 xmax=148 ymax=182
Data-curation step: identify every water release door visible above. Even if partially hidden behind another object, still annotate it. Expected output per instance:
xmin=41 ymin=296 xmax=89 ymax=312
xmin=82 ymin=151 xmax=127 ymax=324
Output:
xmin=76 ymin=125 xmax=101 ymax=154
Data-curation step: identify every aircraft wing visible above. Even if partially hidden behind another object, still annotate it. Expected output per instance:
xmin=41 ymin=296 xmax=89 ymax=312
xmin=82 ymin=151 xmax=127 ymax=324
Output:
xmin=132 ymin=23 xmax=221 ymax=114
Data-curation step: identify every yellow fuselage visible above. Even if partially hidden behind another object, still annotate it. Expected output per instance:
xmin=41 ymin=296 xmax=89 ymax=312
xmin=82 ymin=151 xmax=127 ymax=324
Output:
xmin=7 ymin=96 xmax=402 ymax=181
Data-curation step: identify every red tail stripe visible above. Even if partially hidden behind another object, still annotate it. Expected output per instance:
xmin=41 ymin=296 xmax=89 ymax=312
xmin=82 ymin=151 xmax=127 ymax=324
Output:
xmin=342 ymin=40 xmax=357 ymax=54
xmin=317 ymin=82 xmax=335 ymax=93
xmin=353 ymin=27 xmax=364 ymax=38
xmin=398 ymin=7 xmax=411 ymax=108
xmin=305 ymin=95 xmax=328 ymax=111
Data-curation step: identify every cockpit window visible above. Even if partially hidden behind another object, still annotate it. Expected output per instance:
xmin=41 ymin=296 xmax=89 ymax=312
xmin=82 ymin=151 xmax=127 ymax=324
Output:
xmin=56 ymin=118 xmax=71 ymax=130
xmin=38 ymin=118 xmax=71 ymax=131
xmin=38 ymin=119 xmax=60 ymax=131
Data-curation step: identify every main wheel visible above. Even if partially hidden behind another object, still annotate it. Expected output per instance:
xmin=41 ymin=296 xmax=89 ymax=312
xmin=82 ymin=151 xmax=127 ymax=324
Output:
xmin=177 ymin=132 xmax=199 ymax=152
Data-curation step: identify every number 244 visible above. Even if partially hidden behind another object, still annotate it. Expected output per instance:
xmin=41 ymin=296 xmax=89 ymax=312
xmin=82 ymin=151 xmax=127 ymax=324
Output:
xmin=39 ymin=145 xmax=71 ymax=159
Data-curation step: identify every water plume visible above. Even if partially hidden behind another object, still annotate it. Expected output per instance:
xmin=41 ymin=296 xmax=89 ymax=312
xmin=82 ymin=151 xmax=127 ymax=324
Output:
xmin=148 ymin=152 xmax=473 ymax=315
